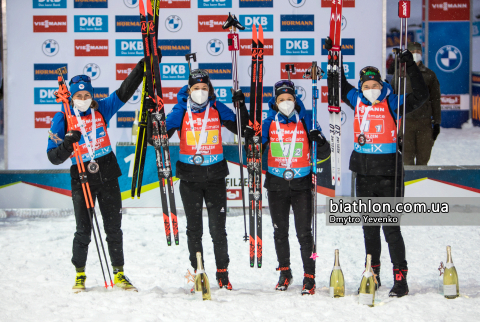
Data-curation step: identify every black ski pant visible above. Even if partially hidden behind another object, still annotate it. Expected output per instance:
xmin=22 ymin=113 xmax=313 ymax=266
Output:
xmin=356 ymin=173 xmax=407 ymax=269
xmin=180 ymin=178 xmax=229 ymax=270
xmin=268 ymin=189 xmax=315 ymax=276
xmin=71 ymin=178 xmax=124 ymax=269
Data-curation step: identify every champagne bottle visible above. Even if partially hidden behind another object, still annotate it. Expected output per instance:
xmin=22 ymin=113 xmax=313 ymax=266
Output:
xmin=358 ymin=254 xmax=375 ymax=307
xmin=131 ymin=109 xmax=139 ymax=144
xmin=329 ymin=249 xmax=345 ymax=298
xmin=194 ymin=252 xmax=211 ymax=301
xmin=443 ymin=246 xmax=459 ymax=299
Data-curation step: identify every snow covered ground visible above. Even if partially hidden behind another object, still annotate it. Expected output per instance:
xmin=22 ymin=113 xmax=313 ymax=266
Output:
xmin=1 ymin=214 xmax=480 ymax=321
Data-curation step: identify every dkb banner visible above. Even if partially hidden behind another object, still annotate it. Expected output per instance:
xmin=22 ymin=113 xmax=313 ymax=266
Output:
xmin=4 ymin=0 xmax=385 ymax=196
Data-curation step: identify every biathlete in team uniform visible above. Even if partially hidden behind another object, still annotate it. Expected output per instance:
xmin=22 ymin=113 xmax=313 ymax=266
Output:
xmin=245 ymin=80 xmax=330 ymax=295
xmin=47 ymin=59 xmax=145 ymax=292
xmin=332 ymin=42 xmax=429 ymax=297
xmin=148 ymin=69 xmax=249 ymax=290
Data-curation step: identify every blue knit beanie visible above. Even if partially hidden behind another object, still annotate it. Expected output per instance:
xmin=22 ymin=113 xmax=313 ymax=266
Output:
xmin=69 ymin=76 xmax=94 ymax=98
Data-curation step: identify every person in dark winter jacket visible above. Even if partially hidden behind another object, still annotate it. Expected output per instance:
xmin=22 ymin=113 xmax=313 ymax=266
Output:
xmin=391 ymin=42 xmax=442 ymax=165
xmin=148 ymin=69 xmax=249 ymax=290
xmin=47 ymin=59 xmax=145 ymax=292
xmin=245 ymin=80 xmax=330 ymax=295
xmin=326 ymin=36 xmax=429 ymax=298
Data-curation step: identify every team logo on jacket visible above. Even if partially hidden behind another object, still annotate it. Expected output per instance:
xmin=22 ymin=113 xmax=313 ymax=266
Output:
xmin=74 ymin=0 xmax=108 ymax=8
xmin=206 ymin=39 xmax=224 ymax=56
xmin=280 ymin=15 xmax=314 ymax=32
xmin=198 ymin=0 xmax=231 ymax=8
xmin=239 ymin=0 xmax=273 ymax=7
xmin=42 ymin=39 xmax=59 ymax=56
xmin=289 ymin=0 xmax=306 ymax=8
xmin=128 ymin=87 xmax=142 ymax=104
xmin=84 ymin=63 xmax=101 ymax=80
xmin=160 ymin=0 xmax=191 ymax=8
xmin=295 ymin=86 xmax=306 ymax=101
xmin=165 ymin=15 xmax=183 ymax=32
xmin=33 ymin=0 xmax=67 ymax=8
xmin=436 ymin=45 xmax=462 ymax=72
xmin=75 ymin=40 xmax=109 ymax=56
xmin=123 ymin=0 xmax=138 ymax=8
xmin=115 ymin=16 xmax=141 ymax=32
xmin=33 ymin=16 xmax=67 ymax=32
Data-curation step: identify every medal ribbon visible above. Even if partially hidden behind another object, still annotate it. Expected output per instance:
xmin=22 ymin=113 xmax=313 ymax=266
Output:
xmin=73 ymin=107 xmax=96 ymax=162
xmin=275 ymin=112 xmax=299 ymax=171
xmin=186 ymin=100 xmax=210 ymax=156
xmin=356 ymin=98 xmax=372 ymax=136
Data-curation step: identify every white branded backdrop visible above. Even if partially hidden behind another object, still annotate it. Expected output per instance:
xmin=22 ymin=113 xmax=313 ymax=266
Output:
xmin=4 ymin=0 xmax=385 ymax=196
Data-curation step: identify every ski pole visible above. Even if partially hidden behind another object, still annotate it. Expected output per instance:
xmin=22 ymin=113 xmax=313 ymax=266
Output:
xmin=185 ymin=53 xmax=197 ymax=73
xmin=222 ymin=13 xmax=248 ymax=242
xmin=285 ymin=64 xmax=295 ymax=81
xmin=395 ymin=0 xmax=410 ymax=198
xmin=55 ymin=68 xmax=113 ymax=288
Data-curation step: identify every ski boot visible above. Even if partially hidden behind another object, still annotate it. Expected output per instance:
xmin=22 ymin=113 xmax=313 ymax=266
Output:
xmin=216 ymin=269 xmax=232 ymax=290
xmin=72 ymin=272 xmax=86 ymax=293
xmin=301 ymin=273 xmax=315 ymax=295
xmin=113 ymin=268 xmax=137 ymax=292
xmin=275 ymin=267 xmax=293 ymax=291
xmin=389 ymin=267 xmax=408 ymax=297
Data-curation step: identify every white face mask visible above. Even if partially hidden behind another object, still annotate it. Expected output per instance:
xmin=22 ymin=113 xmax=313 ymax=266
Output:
xmin=362 ymin=89 xmax=382 ymax=104
xmin=73 ymin=99 xmax=92 ymax=112
xmin=278 ymin=101 xmax=295 ymax=117
xmin=190 ymin=90 xmax=209 ymax=105
xmin=412 ymin=53 xmax=422 ymax=63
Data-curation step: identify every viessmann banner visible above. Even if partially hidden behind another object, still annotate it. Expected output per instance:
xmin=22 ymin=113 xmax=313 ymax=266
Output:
xmin=5 ymin=0 xmax=384 ymax=196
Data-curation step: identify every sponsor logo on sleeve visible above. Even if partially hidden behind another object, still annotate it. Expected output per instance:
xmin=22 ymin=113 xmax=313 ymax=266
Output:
xmin=35 ymin=111 xmax=58 ymax=128
xmin=75 ymin=40 xmax=109 ymax=56
xmin=165 ymin=15 xmax=183 ymax=32
xmin=206 ymin=39 xmax=224 ymax=56
xmin=198 ymin=15 xmax=229 ymax=32
xmin=280 ymin=15 xmax=314 ymax=32
xmin=34 ymin=88 xmax=61 ymax=104
xmin=240 ymin=86 xmax=273 ymax=103
xmin=117 ymin=111 xmax=135 ymax=128
xmin=115 ymin=15 xmax=141 ymax=32
xmin=116 ymin=63 xmax=137 ymax=80
xmin=280 ymin=38 xmax=314 ymax=55
xmin=74 ymin=15 xmax=108 ymax=32
xmin=74 ymin=0 xmax=108 ymax=8
xmin=321 ymin=61 xmax=355 ymax=79
xmin=33 ymin=16 xmax=67 ymax=32
xmin=116 ymin=40 xmax=143 ymax=56
xmin=34 ymin=63 xmax=67 ymax=81
xmin=42 ymin=39 xmax=60 ymax=56
xmin=160 ymin=63 xmax=189 ymax=80
xmin=198 ymin=0 xmax=231 ymax=8
xmin=199 ymin=63 xmax=232 ymax=80
xmin=240 ymin=38 xmax=274 ymax=56
xmin=33 ymin=0 xmax=67 ymax=9
xmin=160 ymin=0 xmax=191 ymax=8
xmin=321 ymin=38 xmax=355 ymax=55
xmin=239 ymin=15 xmax=273 ymax=32
xmin=163 ymin=87 xmax=182 ymax=104
xmin=239 ymin=0 xmax=273 ymax=7
xmin=321 ymin=0 xmax=355 ymax=8
xmin=93 ymin=87 xmax=109 ymax=101
xmin=84 ymin=63 xmax=101 ymax=80
xmin=158 ymin=39 xmax=191 ymax=56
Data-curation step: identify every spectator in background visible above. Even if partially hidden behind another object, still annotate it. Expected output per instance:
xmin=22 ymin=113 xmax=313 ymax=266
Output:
xmin=386 ymin=54 xmax=394 ymax=71
xmin=391 ymin=42 xmax=441 ymax=165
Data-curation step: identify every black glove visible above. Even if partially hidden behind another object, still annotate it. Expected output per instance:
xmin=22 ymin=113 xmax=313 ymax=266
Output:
xmin=232 ymin=89 xmax=245 ymax=105
xmin=145 ymin=97 xmax=157 ymax=112
xmin=244 ymin=126 xmax=255 ymax=140
xmin=309 ymin=129 xmax=326 ymax=146
xmin=324 ymin=37 xmax=333 ymax=51
xmin=399 ymin=49 xmax=415 ymax=67
xmin=432 ymin=124 xmax=440 ymax=141
xmin=63 ymin=130 xmax=81 ymax=152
